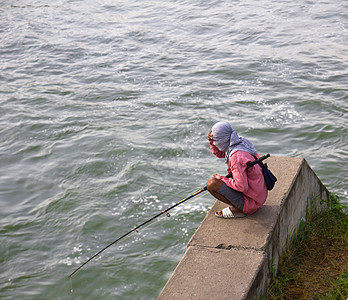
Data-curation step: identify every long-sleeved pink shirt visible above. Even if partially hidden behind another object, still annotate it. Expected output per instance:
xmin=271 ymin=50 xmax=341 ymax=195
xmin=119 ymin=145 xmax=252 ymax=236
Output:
xmin=210 ymin=144 xmax=268 ymax=215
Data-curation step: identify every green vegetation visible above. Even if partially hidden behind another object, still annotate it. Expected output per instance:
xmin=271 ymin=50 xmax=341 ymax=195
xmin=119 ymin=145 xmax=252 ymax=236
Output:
xmin=266 ymin=194 xmax=348 ymax=299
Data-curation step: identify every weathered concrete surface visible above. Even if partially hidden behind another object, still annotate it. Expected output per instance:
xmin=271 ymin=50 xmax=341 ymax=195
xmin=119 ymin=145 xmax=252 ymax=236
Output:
xmin=158 ymin=246 xmax=267 ymax=300
xmin=157 ymin=156 xmax=329 ymax=300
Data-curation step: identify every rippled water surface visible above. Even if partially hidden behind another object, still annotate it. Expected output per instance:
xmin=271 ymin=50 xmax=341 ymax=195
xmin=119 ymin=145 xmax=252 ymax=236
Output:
xmin=1 ymin=0 xmax=347 ymax=298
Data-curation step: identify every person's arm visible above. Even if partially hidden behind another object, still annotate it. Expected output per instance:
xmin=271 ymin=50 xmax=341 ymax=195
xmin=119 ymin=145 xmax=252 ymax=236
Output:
xmin=215 ymin=154 xmax=249 ymax=192
xmin=210 ymin=143 xmax=225 ymax=158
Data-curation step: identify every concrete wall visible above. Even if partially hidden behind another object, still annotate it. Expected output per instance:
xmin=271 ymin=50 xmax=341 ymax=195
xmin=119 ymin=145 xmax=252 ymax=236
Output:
xmin=157 ymin=156 xmax=329 ymax=300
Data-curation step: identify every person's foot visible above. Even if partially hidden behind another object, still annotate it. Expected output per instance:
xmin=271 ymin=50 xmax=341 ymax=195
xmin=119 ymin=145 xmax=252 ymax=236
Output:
xmin=215 ymin=207 xmax=246 ymax=218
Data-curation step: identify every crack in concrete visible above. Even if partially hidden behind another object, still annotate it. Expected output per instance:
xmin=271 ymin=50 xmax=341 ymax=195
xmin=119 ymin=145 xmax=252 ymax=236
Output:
xmin=191 ymin=243 xmax=264 ymax=253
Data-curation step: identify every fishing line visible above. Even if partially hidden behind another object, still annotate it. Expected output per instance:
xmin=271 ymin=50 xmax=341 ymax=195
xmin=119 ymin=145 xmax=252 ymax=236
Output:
xmin=70 ymin=277 xmax=73 ymax=293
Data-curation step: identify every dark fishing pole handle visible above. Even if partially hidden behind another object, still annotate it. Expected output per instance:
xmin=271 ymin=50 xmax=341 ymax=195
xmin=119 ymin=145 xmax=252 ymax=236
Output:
xmin=246 ymin=153 xmax=270 ymax=169
xmin=216 ymin=154 xmax=271 ymax=180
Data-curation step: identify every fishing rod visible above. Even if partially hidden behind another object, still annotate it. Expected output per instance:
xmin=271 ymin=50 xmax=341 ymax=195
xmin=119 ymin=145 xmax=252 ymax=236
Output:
xmin=68 ymin=154 xmax=270 ymax=278
xmin=247 ymin=153 xmax=270 ymax=168
xmin=68 ymin=187 xmax=206 ymax=278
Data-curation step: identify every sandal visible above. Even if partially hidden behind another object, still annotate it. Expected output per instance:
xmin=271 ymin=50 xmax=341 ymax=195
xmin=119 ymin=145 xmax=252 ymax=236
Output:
xmin=215 ymin=207 xmax=246 ymax=219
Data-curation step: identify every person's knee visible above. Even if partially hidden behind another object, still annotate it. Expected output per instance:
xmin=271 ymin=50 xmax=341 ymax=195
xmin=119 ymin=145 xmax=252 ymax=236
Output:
xmin=207 ymin=177 xmax=222 ymax=192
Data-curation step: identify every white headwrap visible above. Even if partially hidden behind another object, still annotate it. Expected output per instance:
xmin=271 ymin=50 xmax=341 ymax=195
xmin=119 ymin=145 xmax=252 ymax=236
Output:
xmin=211 ymin=121 xmax=257 ymax=163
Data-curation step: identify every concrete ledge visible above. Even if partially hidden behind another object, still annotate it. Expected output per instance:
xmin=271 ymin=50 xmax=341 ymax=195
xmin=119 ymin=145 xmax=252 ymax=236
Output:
xmin=159 ymin=246 xmax=266 ymax=300
xmin=157 ymin=157 xmax=329 ymax=299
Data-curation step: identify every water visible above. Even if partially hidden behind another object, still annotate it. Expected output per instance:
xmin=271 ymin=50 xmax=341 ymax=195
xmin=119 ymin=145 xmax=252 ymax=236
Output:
xmin=0 ymin=0 xmax=347 ymax=298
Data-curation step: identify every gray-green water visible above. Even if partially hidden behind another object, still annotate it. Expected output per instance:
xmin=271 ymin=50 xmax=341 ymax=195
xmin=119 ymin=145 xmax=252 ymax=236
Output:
xmin=1 ymin=0 xmax=347 ymax=298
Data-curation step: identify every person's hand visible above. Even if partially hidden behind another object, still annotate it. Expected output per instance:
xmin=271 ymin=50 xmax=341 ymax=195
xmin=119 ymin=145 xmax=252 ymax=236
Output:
xmin=206 ymin=129 xmax=214 ymax=145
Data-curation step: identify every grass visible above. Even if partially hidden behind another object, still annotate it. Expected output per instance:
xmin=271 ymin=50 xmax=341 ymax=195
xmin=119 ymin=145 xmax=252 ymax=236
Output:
xmin=266 ymin=194 xmax=348 ymax=300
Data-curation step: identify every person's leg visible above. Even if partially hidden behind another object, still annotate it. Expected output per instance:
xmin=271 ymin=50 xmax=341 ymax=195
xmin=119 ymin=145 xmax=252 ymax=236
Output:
xmin=206 ymin=177 xmax=244 ymax=215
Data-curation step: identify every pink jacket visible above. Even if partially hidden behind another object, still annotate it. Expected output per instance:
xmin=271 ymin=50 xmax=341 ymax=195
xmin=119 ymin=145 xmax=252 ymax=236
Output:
xmin=210 ymin=144 xmax=268 ymax=215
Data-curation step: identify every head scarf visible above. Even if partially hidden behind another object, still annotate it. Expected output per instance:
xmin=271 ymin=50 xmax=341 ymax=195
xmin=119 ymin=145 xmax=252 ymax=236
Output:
xmin=211 ymin=121 xmax=257 ymax=163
